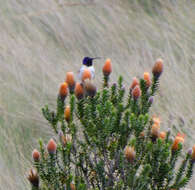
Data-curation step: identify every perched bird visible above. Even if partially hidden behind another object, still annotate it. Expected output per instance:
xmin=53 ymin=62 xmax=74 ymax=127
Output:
xmin=79 ymin=57 xmax=100 ymax=80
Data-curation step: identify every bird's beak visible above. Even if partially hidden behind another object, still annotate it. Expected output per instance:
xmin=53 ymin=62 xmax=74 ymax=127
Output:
xmin=92 ymin=57 xmax=101 ymax=60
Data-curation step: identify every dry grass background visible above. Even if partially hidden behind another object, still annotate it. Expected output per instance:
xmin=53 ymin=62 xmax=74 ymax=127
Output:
xmin=0 ymin=0 xmax=194 ymax=189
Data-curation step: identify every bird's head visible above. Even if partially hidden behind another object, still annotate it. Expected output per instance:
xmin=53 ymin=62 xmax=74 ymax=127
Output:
xmin=83 ymin=57 xmax=100 ymax=67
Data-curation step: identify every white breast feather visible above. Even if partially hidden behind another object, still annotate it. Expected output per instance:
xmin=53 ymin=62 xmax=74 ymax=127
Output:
xmin=78 ymin=65 xmax=95 ymax=80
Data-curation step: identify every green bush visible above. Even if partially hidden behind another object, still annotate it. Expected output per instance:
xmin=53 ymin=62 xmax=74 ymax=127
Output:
xmin=28 ymin=58 xmax=195 ymax=190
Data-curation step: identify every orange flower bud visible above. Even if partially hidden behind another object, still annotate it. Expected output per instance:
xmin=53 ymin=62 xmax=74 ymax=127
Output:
xmin=64 ymin=106 xmax=71 ymax=122
xmin=59 ymin=82 xmax=68 ymax=98
xmin=32 ymin=149 xmax=40 ymax=162
xmin=152 ymin=58 xmax=163 ymax=77
xmin=47 ymin=138 xmax=57 ymax=154
xmin=83 ymin=79 xmax=97 ymax=97
xmin=66 ymin=72 xmax=76 ymax=93
xmin=143 ymin=72 xmax=151 ymax=87
xmin=132 ymin=85 xmax=141 ymax=100
xmin=124 ymin=146 xmax=136 ymax=163
xmin=151 ymin=123 xmax=160 ymax=137
xmin=151 ymin=123 xmax=160 ymax=142
xmin=27 ymin=168 xmax=39 ymax=187
xmin=172 ymin=134 xmax=185 ymax=151
xmin=82 ymin=69 xmax=92 ymax=81
xmin=159 ymin=131 xmax=166 ymax=140
xmin=66 ymin=72 xmax=75 ymax=86
xmin=70 ymin=183 xmax=76 ymax=190
xmin=102 ymin=58 xmax=112 ymax=76
xmin=140 ymin=131 xmax=145 ymax=138
xmin=74 ymin=82 xmax=84 ymax=100
xmin=152 ymin=116 xmax=161 ymax=126
xmin=130 ymin=77 xmax=139 ymax=90
xmin=192 ymin=145 xmax=195 ymax=161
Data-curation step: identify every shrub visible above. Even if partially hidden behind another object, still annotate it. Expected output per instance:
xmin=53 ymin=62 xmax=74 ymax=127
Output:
xmin=28 ymin=58 xmax=194 ymax=190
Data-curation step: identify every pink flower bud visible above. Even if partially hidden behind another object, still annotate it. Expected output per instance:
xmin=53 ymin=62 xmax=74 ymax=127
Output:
xmin=59 ymin=82 xmax=68 ymax=98
xmin=47 ymin=138 xmax=57 ymax=154
xmin=32 ymin=149 xmax=40 ymax=162
xmin=74 ymin=82 xmax=84 ymax=100
xmin=83 ymin=79 xmax=97 ymax=97
xmin=143 ymin=72 xmax=151 ymax=87
xmin=132 ymin=85 xmax=141 ymax=100
xmin=152 ymin=58 xmax=163 ymax=78
xmin=130 ymin=77 xmax=139 ymax=90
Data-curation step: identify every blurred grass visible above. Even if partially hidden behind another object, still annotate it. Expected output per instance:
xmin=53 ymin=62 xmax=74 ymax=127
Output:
xmin=0 ymin=0 xmax=194 ymax=189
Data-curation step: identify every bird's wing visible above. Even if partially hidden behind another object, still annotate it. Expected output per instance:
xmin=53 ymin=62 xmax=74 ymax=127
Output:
xmin=78 ymin=66 xmax=86 ymax=80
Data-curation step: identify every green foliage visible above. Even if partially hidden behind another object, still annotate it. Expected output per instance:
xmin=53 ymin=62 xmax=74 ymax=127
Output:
xmin=28 ymin=61 xmax=194 ymax=190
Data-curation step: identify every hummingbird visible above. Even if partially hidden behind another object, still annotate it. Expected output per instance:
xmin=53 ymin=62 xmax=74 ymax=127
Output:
xmin=78 ymin=57 xmax=100 ymax=80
